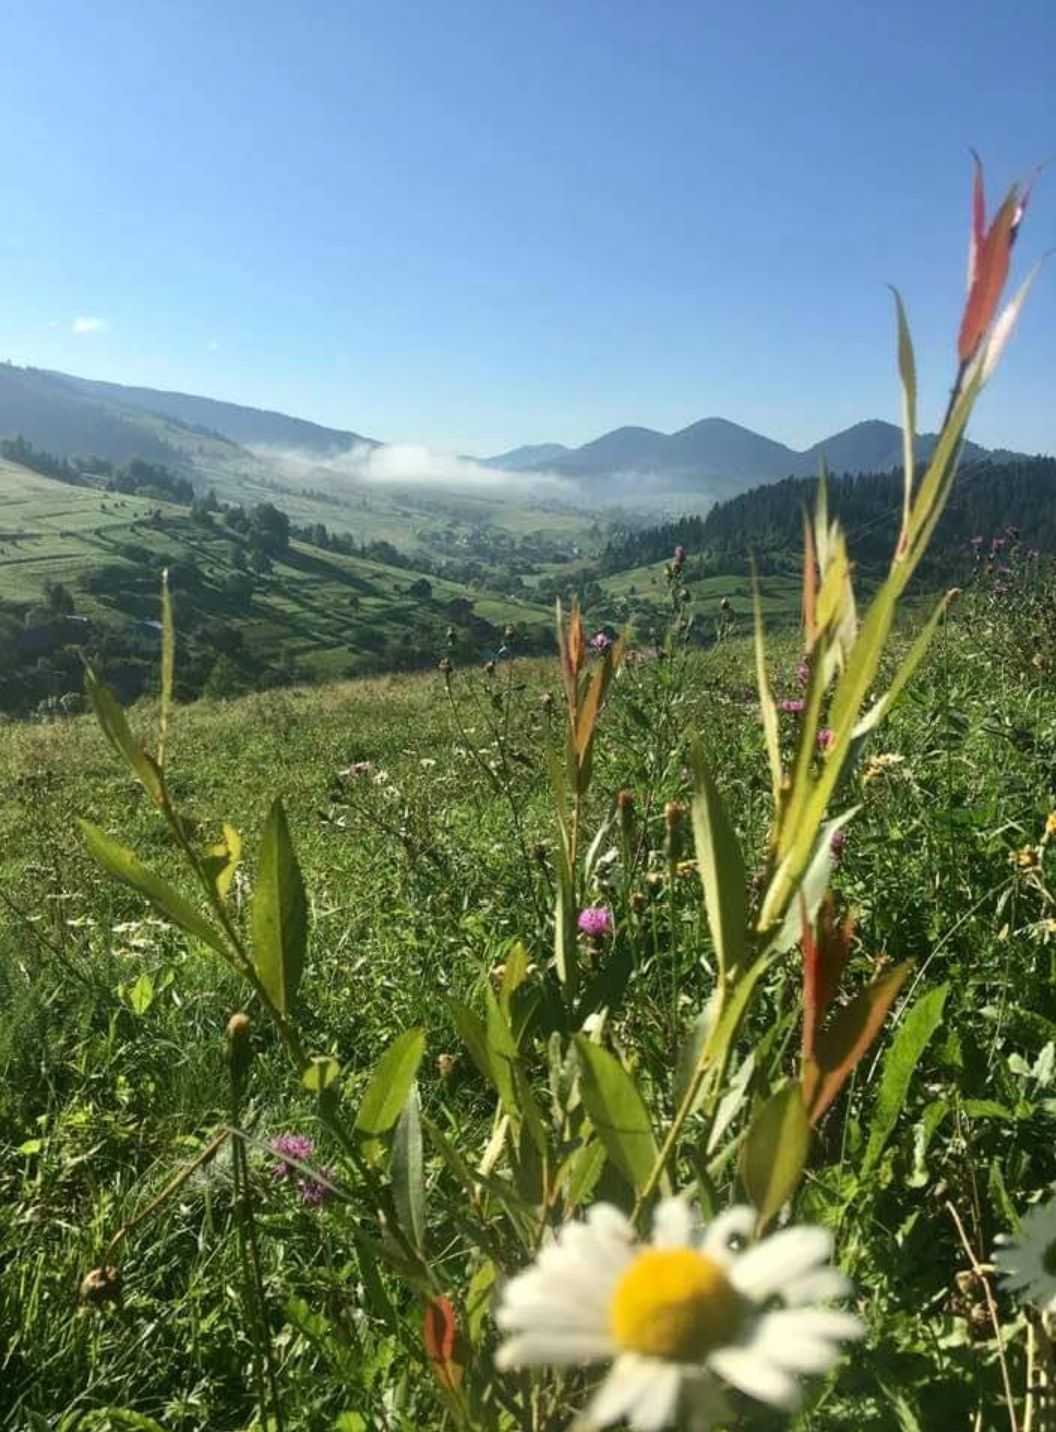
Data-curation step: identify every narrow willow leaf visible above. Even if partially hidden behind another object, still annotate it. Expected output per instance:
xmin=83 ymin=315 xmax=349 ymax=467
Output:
xmin=890 ymin=288 xmax=917 ymax=552
xmin=392 ymin=1083 xmax=426 ymax=1254
xmin=739 ymin=1081 xmax=810 ymax=1227
xmin=79 ymin=819 xmax=227 ymax=956
xmin=560 ymin=1138 xmax=607 ymax=1210
xmin=447 ymin=998 xmax=492 ymax=1086
xmin=862 ymin=983 xmax=948 ymax=1173
xmin=751 ymin=565 xmax=782 ymax=810
xmin=484 ymin=987 xmax=520 ymax=1121
xmin=422 ymin=1295 xmax=464 ymax=1393
xmin=355 ymin=1027 xmax=426 ymax=1160
xmin=466 ymin=1258 xmax=497 ymax=1346
xmin=499 ymin=940 xmax=530 ymax=1014
xmin=159 ymin=569 xmax=175 ymax=767
xmin=803 ymin=961 xmax=912 ymax=1124
xmin=574 ymin=1037 xmax=661 ymax=1195
xmin=84 ymin=668 xmax=164 ymax=806
xmin=250 ymin=798 xmax=307 ymax=1017
xmin=691 ymin=757 xmax=748 ymax=976
xmin=855 ymin=589 xmax=956 ymax=739
xmin=766 ymin=809 xmax=856 ymax=953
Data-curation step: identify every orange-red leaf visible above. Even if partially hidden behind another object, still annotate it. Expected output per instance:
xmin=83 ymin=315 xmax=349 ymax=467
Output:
xmin=801 ymin=896 xmax=855 ymax=1062
xmin=957 ymin=180 xmax=1025 ymax=364
xmin=423 ymin=1295 xmax=464 ymax=1391
xmin=803 ymin=960 xmax=912 ymax=1124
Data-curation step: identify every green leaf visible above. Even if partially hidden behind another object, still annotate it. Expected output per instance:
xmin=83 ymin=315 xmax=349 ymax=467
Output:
xmin=355 ymin=1027 xmax=426 ymax=1161
xmin=862 ymin=983 xmax=948 ymax=1173
xmin=250 ymin=798 xmax=307 ymax=1017
xmin=392 ymin=1083 xmax=425 ymax=1254
xmin=691 ymin=756 xmax=748 ymax=976
xmin=890 ymin=287 xmax=917 ymax=550
xmin=447 ymin=998 xmax=491 ymax=1085
xmin=79 ymin=820 xmax=226 ymax=956
xmin=574 ymin=1037 xmax=661 ymax=1195
xmin=84 ymin=667 xmax=164 ymax=806
xmin=302 ymin=1055 xmax=341 ymax=1092
xmin=202 ymin=823 xmax=242 ymax=906
xmin=484 ymin=987 xmax=520 ymax=1120
xmin=739 ymin=1081 xmax=810 ymax=1227
xmin=127 ymin=970 xmax=155 ymax=1016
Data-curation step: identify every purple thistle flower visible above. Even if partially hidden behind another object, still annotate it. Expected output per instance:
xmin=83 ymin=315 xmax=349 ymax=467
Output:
xmin=778 ymin=698 xmax=805 ymax=714
xmin=795 ymin=663 xmax=810 ymax=686
xmin=588 ymin=631 xmax=613 ymax=653
xmin=269 ymin=1132 xmax=314 ymax=1180
xmin=817 ymin=727 xmax=835 ymax=752
xmin=970 ymin=534 xmax=984 ymax=549
xmin=673 ymin=545 xmax=687 ymax=562
xmin=297 ymin=1167 xmax=333 ymax=1207
xmin=991 ymin=536 xmax=1006 ymax=552
xmin=577 ymin=906 xmax=613 ymax=938
xmin=830 ymin=829 xmax=847 ymax=864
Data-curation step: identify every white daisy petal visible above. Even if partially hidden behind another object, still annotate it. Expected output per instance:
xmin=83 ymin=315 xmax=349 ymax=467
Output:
xmin=781 ymin=1268 xmax=854 ymax=1305
xmin=750 ymin=1308 xmax=862 ymax=1373
xmin=628 ymin=1361 xmax=683 ymax=1431
xmin=588 ymin=1202 xmax=636 ymax=1243
xmin=730 ymin=1225 xmax=833 ymax=1300
xmin=651 ymin=1197 xmax=696 ymax=1248
xmin=496 ymin=1329 xmax=615 ymax=1369
xmin=589 ymin=1354 xmax=659 ymax=1428
xmin=707 ymin=1344 xmax=801 ymax=1409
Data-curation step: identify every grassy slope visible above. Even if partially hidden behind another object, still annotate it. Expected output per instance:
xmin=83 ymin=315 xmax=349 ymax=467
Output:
xmin=2 ymin=606 xmax=1056 ymax=1427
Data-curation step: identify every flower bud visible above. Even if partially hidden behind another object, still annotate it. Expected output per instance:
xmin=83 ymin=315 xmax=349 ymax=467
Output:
xmin=436 ymin=1053 xmax=457 ymax=1081
xmin=80 ymin=1265 xmax=122 ymax=1307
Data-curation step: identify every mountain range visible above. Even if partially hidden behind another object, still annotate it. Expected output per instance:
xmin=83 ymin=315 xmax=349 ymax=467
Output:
xmin=0 ymin=363 xmax=1035 ymax=508
xmin=485 ymin=418 xmax=1027 ymax=496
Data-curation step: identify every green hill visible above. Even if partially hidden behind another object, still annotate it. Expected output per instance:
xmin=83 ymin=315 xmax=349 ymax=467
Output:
xmin=0 ymin=462 xmax=554 ymax=715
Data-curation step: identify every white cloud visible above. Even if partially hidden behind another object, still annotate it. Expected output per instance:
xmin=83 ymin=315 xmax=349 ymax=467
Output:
xmin=72 ymin=315 xmax=108 ymax=334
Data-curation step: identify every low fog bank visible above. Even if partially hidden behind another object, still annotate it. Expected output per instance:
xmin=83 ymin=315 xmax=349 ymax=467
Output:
xmin=251 ymin=441 xmax=578 ymax=503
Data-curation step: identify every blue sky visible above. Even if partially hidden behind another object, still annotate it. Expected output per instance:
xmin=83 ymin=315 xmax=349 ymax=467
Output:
xmin=0 ymin=0 xmax=1053 ymax=456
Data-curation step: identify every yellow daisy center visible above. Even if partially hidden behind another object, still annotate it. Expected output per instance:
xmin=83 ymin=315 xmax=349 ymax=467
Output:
xmin=609 ymin=1247 xmax=744 ymax=1361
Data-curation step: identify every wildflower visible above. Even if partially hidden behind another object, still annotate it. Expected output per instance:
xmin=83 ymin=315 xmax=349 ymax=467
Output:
xmin=817 ymin=728 xmax=835 ymax=753
xmin=830 ymin=829 xmax=847 ymax=865
xmin=340 ymin=760 xmax=374 ymax=778
xmin=269 ymin=1132 xmax=314 ymax=1180
xmin=994 ymin=1198 xmax=1056 ymax=1311
xmin=590 ymin=631 xmax=614 ymax=654
xmin=795 ymin=663 xmax=810 ymax=686
xmin=297 ymin=1169 xmax=333 ymax=1207
xmin=1013 ymin=846 xmax=1041 ymax=870
xmin=673 ymin=545 xmax=687 ymax=562
xmin=495 ymin=1198 xmax=862 ymax=1429
xmin=862 ymin=753 xmax=904 ymax=784
xmin=436 ymin=1052 xmax=457 ymax=1081
xmin=991 ymin=536 xmax=1006 ymax=552
xmin=578 ymin=906 xmax=613 ymax=939
xmin=1045 ymin=812 xmax=1056 ymax=839
xmin=970 ymin=534 xmax=984 ymax=549
xmin=778 ymin=699 xmax=805 ymax=714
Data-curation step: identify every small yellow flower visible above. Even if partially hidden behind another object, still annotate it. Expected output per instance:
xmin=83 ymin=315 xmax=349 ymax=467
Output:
xmin=1013 ymin=846 xmax=1041 ymax=870
xmin=1045 ymin=812 xmax=1056 ymax=840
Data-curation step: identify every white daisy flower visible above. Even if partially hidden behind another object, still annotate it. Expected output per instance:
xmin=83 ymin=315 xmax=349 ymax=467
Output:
xmin=495 ymin=1198 xmax=863 ymax=1431
xmin=994 ymin=1197 xmax=1056 ymax=1311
